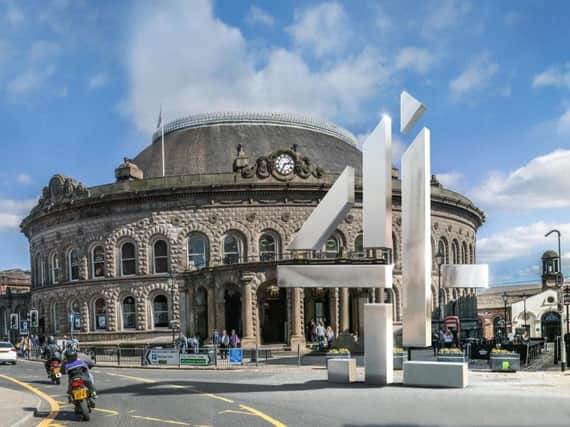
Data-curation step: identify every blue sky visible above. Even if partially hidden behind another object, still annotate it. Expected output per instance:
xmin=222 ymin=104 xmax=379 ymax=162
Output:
xmin=1 ymin=0 xmax=570 ymax=285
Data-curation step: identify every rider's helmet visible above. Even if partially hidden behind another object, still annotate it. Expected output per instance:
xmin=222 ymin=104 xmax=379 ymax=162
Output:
xmin=47 ymin=336 xmax=56 ymax=345
xmin=65 ymin=350 xmax=78 ymax=362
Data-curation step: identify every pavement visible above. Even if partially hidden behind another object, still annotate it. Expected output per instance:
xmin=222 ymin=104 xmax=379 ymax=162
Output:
xmin=1 ymin=357 xmax=570 ymax=427
xmin=0 ymin=382 xmax=41 ymax=427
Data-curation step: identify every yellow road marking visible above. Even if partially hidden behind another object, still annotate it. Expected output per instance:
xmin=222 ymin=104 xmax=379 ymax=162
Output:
xmin=0 ymin=373 xmax=60 ymax=427
xmin=94 ymin=407 xmax=119 ymax=416
xmin=219 ymin=409 xmax=256 ymax=416
xmin=202 ymin=392 xmax=234 ymax=403
xmin=240 ymin=404 xmax=287 ymax=427
xmin=130 ymin=415 xmax=191 ymax=425
xmin=104 ymin=372 xmax=156 ymax=384
xmin=169 ymin=384 xmax=186 ymax=389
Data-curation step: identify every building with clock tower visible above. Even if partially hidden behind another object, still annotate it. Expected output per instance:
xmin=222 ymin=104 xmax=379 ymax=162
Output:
xmin=21 ymin=112 xmax=485 ymax=347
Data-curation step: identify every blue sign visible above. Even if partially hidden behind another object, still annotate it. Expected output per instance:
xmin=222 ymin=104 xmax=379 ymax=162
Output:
xmin=229 ymin=348 xmax=243 ymax=365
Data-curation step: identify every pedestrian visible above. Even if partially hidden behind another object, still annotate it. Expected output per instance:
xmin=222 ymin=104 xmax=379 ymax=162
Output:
xmin=229 ymin=329 xmax=240 ymax=348
xmin=326 ymin=326 xmax=335 ymax=347
xmin=220 ymin=330 xmax=230 ymax=359
xmin=309 ymin=320 xmax=317 ymax=343
xmin=212 ymin=329 xmax=220 ymax=346
xmin=316 ymin=321 xmax=326 ymax=351
xmin=176 ymin=334 xmax=187 ymax=353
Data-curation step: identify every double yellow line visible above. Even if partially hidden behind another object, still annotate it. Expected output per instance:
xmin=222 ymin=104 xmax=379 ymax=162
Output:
xmin=0 ymin=374 xmax=60 ymax=427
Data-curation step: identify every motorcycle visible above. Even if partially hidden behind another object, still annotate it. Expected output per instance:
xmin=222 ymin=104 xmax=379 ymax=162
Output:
xmin=49 ymin=359 xmax=62 ymax=385
xmin=69 ymin=372 xmax=94 ymax=421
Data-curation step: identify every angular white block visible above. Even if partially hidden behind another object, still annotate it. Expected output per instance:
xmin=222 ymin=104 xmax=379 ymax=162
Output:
xmin=363 ymin=116 xmax=392 ymax=249
xmin=400 ymin=91 xmax=427 ymax=134
xmin=402 ymin=128 xmax=432 ymax=347
xmin=442 ymin=264 xmax=489 ymax=288
xmin=327 ymin=358 xmax=357 ymax=384
xmin=278 ymin=264 xmax=393 ymax=288
xmin=403 ymin=361 xmax=468 ymax=388
xmin=288 ymin=166 xmax=355 ymax=251
xmin=364 ymin=303 xmax=393 ymax=385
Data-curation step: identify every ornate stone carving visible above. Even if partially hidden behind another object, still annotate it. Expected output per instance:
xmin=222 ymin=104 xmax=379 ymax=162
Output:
xmin=238 ymin=149 xmax=324 ymax=181
xmin=246 ymin=212 xmax=256 ymax=222
xmin=34 ymin=174 xmax=90 ymax=214
xmin=281 ymin=212 xmax=290 ymax=222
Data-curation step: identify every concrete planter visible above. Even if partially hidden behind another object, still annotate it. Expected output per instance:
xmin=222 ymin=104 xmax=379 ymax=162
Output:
xmin=393 ymin=353 xmax=405 ymax=370
xmin=489 ymin=354 xmax=520 ymax=372
xmin=437 ymin=355 xmax=466 ymax=363
xmin=326 ymin=353 xmax=351 ymax=366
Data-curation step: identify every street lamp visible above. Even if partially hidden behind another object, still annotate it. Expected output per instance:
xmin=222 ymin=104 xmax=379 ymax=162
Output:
xmin=435 ymin=248 xmax=445 ymax=321
xmin=545 ymin=229 xmax=566 ymax=372
xmin=169 ymin=271 xmax=176 ymax=346
xmin=522 ymin=293 xmax=528 ymax=333
xmin=502 ymin=291 xmax=509 ymax=340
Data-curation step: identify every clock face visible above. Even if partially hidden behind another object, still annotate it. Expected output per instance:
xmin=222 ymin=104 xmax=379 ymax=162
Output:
xmin=274 ymin=153 xmax=295 ymax=175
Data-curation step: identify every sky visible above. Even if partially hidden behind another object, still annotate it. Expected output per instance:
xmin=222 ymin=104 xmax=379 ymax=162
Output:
xmin=1 ymin=0 xmax=570 ymax=286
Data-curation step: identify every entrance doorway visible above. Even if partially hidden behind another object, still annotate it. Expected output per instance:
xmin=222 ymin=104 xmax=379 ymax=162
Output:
xmin=541 ymin=311 xmax=561 ymax=342
xmin=224 ymin=286 xmax=242 ymax=337
xmin=258 ymin=281 xmax=287 ymax=344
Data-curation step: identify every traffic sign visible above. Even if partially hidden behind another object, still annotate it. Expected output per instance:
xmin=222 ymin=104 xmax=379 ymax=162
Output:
xmin=144 ymin=348 xmax=180 ymax=366
xmin=229 ymin=348 xmax=243 ymax=365
xmin=19 ymin=320 xmax=29 ymax=335
xmin=180 ymin=354 xmax=210 ymax=366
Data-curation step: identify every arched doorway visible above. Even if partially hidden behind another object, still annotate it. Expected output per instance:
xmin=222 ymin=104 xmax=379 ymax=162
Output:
xmin=541 ymin=311 xmax=561 ymax=342
xmin=304 ymin=288 xmax=330 ymax=341
xmin=194 ymin=287 xmax=208 ymax=340
xmin=257 ymin=281 xmax=287 ymax=344
xmin=224 ymin=285 xmax=242 ymax=336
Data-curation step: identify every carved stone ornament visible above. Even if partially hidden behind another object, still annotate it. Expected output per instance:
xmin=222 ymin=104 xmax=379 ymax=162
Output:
xmin=344 ymin=214 xmax=354 ymax=224
xmin=246 ymin=212 xmax=256 ymax=222
xmin=208 ymin=214 xmax=218 ymax=224
xmin=33 ymin=174 xmax=90 ymax=214
xmin=433 ymin=222 xmax=439 ymax=230
xmin=281 ymin=212 xmax=290 ymax=222
xmin=237 ymin=149 xmax=324 ymax=181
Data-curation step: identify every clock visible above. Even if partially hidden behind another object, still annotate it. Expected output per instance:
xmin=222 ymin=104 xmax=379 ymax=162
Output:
xmin=274 ymin=153 xmax=295 ymax=175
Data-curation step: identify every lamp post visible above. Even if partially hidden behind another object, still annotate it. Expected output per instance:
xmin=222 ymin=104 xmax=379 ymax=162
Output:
xmin=169 ymin=271 xmax=176 ymax=346
xmin=545 ymin=229 xmax=566 ymax=372
xmin=435 ymin=248 xmax=445 ymax=322
xmin=522 ymin=293 xmax=528 ymax=333
xmin=502 ymin=291 xmax=509 ymax=340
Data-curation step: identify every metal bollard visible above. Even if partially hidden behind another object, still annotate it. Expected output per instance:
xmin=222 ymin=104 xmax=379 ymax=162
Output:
xmin=554 ymin=337 xmax=559 ymax=364
xmin=255 ymin=343 xmax=259 ymax=368
xmin=117 ymin=345 xmax=121 ymax=366
xmin=297 ymin=343 xmax=301 ymax=367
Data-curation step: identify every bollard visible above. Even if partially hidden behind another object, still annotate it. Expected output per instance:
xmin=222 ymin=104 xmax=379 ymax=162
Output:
xmin=117 ymin=345 xmax=121 ymax=366
xmin=255 ymin=343 xmax=259 ymax=368
xmin=408 ymin=347 xmax=412 ymax=361
xmin=297 ymin=343 xmax=301 ymax=367
xmin=554 ymin=337 xmax=559 ymax=364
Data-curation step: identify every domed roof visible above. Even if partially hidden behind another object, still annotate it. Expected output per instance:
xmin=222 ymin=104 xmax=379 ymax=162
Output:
xmin=133 ymin=112 xmax=362 ymax=178
xmin=542 ymin=250 xmax=559 ymax=259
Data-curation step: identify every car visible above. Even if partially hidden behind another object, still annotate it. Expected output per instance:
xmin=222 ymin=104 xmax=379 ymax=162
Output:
xmin=0 ymin=341 xmax=17 ymax=365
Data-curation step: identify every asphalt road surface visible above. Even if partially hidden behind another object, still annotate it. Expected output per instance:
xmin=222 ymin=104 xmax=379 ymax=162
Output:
xmin=1 ymin=359 xmax=570 ymax=427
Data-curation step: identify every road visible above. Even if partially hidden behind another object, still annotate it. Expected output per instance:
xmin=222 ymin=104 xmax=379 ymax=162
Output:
xmin=1 ymin=358 xmax=570 ymax=427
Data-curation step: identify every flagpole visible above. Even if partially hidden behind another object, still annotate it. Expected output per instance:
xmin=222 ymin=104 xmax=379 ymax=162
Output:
xmin=161 ymin=110 xmax=165 ymax=177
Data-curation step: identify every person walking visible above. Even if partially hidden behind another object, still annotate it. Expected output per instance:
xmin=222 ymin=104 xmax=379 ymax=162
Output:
xmin=326 ymin=326 xmax=335 ymax=347
xmin=443 ymin=329 xmax=454 ymax=348
xmin=316 ymin=321 xmax=326 ymax=351
xmin=220 ymin=330 xmax=230 ymax=359
xmin=229 ymin=329 xmax=240 ymax=348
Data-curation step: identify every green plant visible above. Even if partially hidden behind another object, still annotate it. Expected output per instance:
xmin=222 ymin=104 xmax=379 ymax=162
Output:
xmin=393 ymin=347 xmax=405 ymax=354
xmin=491 ymin=348 xmax=514 ymax=355
xmin=438 ymin=348 xmax=464 ymax=356
xmin=328 ymin=348 xmax=350 ymax=354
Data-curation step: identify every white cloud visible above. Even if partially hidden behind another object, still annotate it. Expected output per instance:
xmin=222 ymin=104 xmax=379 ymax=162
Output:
xmin=422 ymin=0 xmax=470 ymax=37
xmin=471 ymin=149 xmax=570 ymax=209
xmin=478 ymin=222 xmax=570 ymax=263
xmin=16 ymin=174 xmax=32 ymax=184
xmin=6 ymin=5 xmax=24 ymax=27
xmin=375 ymin=9 xmax=392 ymax=34
xmin=395 ymin=46 xmax=438 ymax=74
xmin=125 ymin=0 xmax=388 ymax=135
xmin=287 ymin=2 xmax=351 ymax=58
xmin=532 ymin=63 xmax=570 ymax=89
xmin=437 ymin=171 xmax=463 ymax=190
xmin=6 ymin=65 xmax=55 ymax=96
xmin=450 ymin=53 xmax=498 ymax=98
xmin=29 ymin=40 xmax=62 ymax=62
xmin=88 ymin=73 xmax=109 ymax=90
xmin=556 ymin=108 xmax=570 ymax=134
xmin=246 ymin=5 xmax=274 ymax=27
xmin=0 ymin=198 xmax=36 ymax=232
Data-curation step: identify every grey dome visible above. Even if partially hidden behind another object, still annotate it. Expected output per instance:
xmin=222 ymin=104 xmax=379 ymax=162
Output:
xmin=133 ymin=112 xmax=362 ymax=178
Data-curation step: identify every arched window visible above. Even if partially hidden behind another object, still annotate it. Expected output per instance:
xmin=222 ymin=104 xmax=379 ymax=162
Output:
xmin=188 ymin=233 xmax=209 ymax=270
xmin=68 ymin=249 xmax=80 ymax=281
xmin=451 ymin=240 xmax=459 ymax=264
xmin=153 ymin=295 xmax=169 ymax=328
xmin=153 ymin=240 xmax=169 ymax=274
xmin=91 ymin=245 xmax=105 ymax=278
xmin=94 ymin=299 xmax=107 ymax=330
xmin=354 ymin=234 xmax=364 ymax=258
xmin=70 ymin=300 xmax=81 ymax=332
xmin=50 ymin=253 xmax=60 ymax=284
xmin=223 ymin=232 xmax=245 ymax=265
xmin=120 ymin=242 xmax=136 ymax=276
xmin=259 ymin=232 xmax=280 ymax=261
xmin=437 ymin=238 xmax=449 ymax=264
xmin=324 ymin=235 xmax=341 ymax=258
xmin=461 ymin=242 xmax=468 ymax=264
xmin=122 ymin=296 xmax=136 ymax=329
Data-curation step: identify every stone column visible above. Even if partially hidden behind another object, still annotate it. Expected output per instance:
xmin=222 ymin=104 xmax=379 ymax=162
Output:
xmin=374 ymin=288 xmax=383 ymax=304
xmin=290 ymin=288 xmax=306 ymax=350
xmin=81 ymin=300 xmax=90 ymax=333
xmin=340 ymin=288 xmax=350 ymax=333
xmin=240 ymin=273 xmax=256 ymax=349
xmin=207 ymin=287 xmax=215 ymax=339
xmin=186 ymin=286 xmax=194 ymax=337
xmin=329 ymin=288 xmax=340 ymax=335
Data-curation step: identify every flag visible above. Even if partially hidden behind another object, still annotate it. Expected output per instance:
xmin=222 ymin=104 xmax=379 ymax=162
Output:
xmin=156 ymin=106 xmax=162 ymax=129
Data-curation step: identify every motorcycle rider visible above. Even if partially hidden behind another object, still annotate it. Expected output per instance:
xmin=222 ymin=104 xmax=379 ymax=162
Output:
xmin=43 ymin=336 xmax=62 ymax=375
xmin=62 ymin=349 xmax=97 ymax=400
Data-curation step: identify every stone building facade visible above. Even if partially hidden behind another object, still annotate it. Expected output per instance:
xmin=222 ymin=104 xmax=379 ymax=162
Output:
xmin=21 ymin=113 xmax=485 ymax=346
xmin=0 ymin=269 xmax=31 ymax=339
